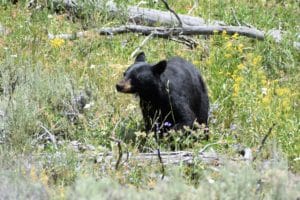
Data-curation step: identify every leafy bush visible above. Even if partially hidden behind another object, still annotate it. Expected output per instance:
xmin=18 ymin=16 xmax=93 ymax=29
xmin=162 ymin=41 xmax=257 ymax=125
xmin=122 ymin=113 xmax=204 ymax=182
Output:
xmin=68 ymin=152 xmax=299 ymax=200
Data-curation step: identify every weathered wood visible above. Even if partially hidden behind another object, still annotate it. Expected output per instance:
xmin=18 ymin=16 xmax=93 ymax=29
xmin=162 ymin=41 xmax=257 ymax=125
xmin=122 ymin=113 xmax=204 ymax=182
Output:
xmin=44 ymin=0 xmax=264 ymax=41
xmin=40 ymin=0 xmax=225 ymax=26
xmin=45 ymin=0 xmax=299 ymax=49
xmin=109 ymin=2 xmax=226 ymax=26
xmin=96 ymin=24 xmax=265 ymax=39
xmin=96 ymin=150 xmax=229 ymax=167
xmin=48 ymin=24 xmax=264 ymax=40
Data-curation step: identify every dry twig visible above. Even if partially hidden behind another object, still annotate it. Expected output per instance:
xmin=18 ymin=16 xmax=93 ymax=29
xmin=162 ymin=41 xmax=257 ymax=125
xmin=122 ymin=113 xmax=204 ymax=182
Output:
xmin=230 ymin=7 xmax=241 ymax=26
xmin=157 ymin=148 xmax=165 ymax=180
xmin=160 ymin=0 xmax=183 ymax=27
xmin=188 ymin=0 xmax=199 ymax=15
xmin=109 ymin=137 xmax=123 ymax=170
xmin=39 ymin=124 xmax=58 ymax=150
xmin=253 ymin=123 xmax=276 ymax=161
xmin=131 ymin=32 xmax=155 ymax=58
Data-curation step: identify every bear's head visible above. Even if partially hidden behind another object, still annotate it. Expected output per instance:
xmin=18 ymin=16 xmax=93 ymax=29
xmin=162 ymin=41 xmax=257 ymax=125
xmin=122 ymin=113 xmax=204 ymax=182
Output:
xmin=116 ymin=52 xmax=167 ymax=96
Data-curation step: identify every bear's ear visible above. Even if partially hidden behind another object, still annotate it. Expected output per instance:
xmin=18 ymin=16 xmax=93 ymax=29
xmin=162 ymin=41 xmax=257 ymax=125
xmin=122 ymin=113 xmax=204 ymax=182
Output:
xmin=152 ymin=60 xmax=167 ymax=75
xmin=135 ymin=52 xmax=146 ymax=63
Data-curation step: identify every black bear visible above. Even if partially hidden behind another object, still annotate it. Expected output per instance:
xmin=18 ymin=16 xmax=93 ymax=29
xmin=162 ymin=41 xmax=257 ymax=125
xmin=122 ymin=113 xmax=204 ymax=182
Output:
xmin=116 ymin=52 xmax=209 ymax=135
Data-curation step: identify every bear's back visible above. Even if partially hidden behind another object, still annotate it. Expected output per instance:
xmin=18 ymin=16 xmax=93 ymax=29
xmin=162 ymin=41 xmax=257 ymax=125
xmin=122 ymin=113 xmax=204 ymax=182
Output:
xmin=161 ymin=57 xmax=203 ymax=94
xmin=161 ymin=56 xmax=208 ymax=124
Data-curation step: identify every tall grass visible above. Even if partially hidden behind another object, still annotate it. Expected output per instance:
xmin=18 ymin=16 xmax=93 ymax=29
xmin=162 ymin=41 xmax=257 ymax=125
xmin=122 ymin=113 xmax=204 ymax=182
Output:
xmin=0 ymin=0 xmax=299 ymax=198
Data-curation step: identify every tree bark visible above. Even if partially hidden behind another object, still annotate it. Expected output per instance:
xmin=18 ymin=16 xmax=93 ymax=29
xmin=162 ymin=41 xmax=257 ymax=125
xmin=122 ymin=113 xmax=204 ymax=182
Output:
xmin=40 ymin=0 xmax=225 ymax=26
xmin=95 ymin=150 xmax=249 ymax=167
xmin=96 ymin=24 xmax=264 ymax=39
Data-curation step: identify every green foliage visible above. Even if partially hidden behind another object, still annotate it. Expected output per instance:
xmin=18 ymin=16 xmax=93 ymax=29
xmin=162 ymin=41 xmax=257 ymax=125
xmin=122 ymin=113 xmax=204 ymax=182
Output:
xmin=68 ymin=153 xmax=299 ymax=200
xmin=0 ymin=0 xmax=299 ymax=198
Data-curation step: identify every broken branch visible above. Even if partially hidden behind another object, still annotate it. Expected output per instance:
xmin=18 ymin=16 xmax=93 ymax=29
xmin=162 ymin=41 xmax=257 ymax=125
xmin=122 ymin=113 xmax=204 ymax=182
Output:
xmin=157 ymin=148 xmax=165 ymax=180
xmin=96 ymin=24 xmax=265 ymax=40
xmin=109 ymin=137 xmax=123 ymax=170
xmin=253 ymin=123 xmax=276 ymax=161
xmin=160 ymin=0 xmax=183 ymax=27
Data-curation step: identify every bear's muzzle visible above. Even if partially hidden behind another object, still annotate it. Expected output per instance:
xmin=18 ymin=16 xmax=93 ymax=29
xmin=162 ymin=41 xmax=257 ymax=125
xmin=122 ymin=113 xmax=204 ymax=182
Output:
xmin=116 ymin=79 xmax=133 ymax=93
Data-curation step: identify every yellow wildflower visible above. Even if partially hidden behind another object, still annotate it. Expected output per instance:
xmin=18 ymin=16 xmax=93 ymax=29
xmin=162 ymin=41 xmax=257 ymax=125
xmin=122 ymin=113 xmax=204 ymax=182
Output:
xmin=237 ymin=44 xmax=244 ymax=53
xmin=40 ymin=169 xmax=49 ymax=188
xmin=233 ymin=83 xmax=240 ymax=97
xmin=257 ymin=70 xmax=267 ymax=85
xmin=261 ymin=79 xmax=267 ymax=86
xmin=232 ymin=33 xmax=239 ymax=40
xmin=59 ymin=186 xmax=65 ymax=199
xmin=147 ymin=178 xmax=157 ymax=188
xmin=262 ymin=95 xmax=271 ymax=105
xmin=225 ymin=53 xmax=232 ymax=58
xmin=50 ymin=38 xmax=65 ymax=48
xmin=275 ymin=87 xmax=290 ymax=96
xmin=237 ymin=63 xmax=245 ymax=70
xmin=246 ymin=53 xmax=253 ymax=60
xmin=235 ymin=76 xmax=243 ymax=83
xmin=206 ymin=58 xmax=212 ymax=66
xmin=232 ymin=75 xmax=243 ymax=97
xmin=281 ymin=99 xmax=290 ymax=111
xmin=30 ymin=166 xmax=38 ymax=181
xmin=222 ymin=30 xmax=227 ymax=36
xmin=225 ymin=41 xmax=233 ymax=50
xmin=135 ymin=131 xmax=147 ymax=138
xmin=252 ymin=55 xmax=262 ymax=66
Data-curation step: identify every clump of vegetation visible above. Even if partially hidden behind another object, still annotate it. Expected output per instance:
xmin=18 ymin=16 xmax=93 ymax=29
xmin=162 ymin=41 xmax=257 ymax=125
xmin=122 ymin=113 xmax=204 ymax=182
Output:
xmin=0 ymin=0 xmax=299 ymax=199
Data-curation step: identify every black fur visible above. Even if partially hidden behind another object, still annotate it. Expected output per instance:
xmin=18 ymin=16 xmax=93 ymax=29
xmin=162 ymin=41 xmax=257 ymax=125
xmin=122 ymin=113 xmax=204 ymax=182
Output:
xmin=116 ymin=52 xmax=209 ymax=134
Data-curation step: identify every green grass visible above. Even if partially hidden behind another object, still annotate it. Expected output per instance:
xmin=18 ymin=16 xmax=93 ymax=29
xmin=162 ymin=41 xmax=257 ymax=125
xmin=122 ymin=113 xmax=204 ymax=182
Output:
xmin=0 ymin=0 xmax=299 ymax=199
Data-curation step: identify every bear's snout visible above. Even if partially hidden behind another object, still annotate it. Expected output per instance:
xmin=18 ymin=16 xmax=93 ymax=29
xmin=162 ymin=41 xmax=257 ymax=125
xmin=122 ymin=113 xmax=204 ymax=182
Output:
xmin=116 ymin=79 xmax=133 ymax=93
xmin=116 ymin=81 xmax=124 ymax=92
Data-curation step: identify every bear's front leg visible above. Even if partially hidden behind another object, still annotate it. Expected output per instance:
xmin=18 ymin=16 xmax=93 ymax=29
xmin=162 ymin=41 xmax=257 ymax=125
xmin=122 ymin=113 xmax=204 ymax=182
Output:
xmin=172 ymin=102 xmax=197 ymax=130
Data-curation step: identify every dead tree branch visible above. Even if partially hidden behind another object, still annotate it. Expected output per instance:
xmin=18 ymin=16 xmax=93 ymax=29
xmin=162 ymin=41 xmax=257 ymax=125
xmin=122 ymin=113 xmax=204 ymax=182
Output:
xmin=44 ymin=0 xmax=299 ymax=47
xmin=96 ymin=150 xmax=223 ymax=167
xmin=131 ymin=31 xmax=154 ymax=58
xmin=36 ymin=0 xmax=225 ymax=26
xmin=109 ymin=137 xmax=123 ymax=170
xmin=253 ymin=123 xmax=276 ymax=161
xmin=188 ymin=0 xmax=199 ymax=15
xmin=160 ymin=0 xmax=183 ymax=27
xmin=96 ymin=25 xmax=265 ymax=40
xmin=48 ymin=24 xmax=264 ymax=49
xmin=230 ymin=7 xmax=241 ymax=26
xmin=39 ymin=124 xmax=58 ymax=150
xmin=157 ymin=148 xmax=165 ymax=180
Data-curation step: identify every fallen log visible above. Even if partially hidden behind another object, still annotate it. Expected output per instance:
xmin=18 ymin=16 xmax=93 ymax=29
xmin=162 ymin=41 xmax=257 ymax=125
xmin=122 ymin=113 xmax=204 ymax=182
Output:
xmin=95 ymin=150 xmax=251 ymax=168
xmin=122 ymin=2 xmax=226 ymax=26
xmin=48 ymin=24 xmax=265 ymax=41
xmin=33 ymin=0 xmax=225 ymax=26
xmin=96 ymin=24 xmax=265 ymax=40
xmin=43 ymin=0 xmax=264 ymax=41
xmin=96 ymin=151 xmax=218 ymax=166
xmin=44 ymin=0 xmax=299 ymax=49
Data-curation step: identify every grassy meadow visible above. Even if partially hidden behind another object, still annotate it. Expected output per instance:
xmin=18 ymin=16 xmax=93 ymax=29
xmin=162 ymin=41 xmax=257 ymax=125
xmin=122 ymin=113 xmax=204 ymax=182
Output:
xmin=0 ymin=0 xmax=299 ymax=199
